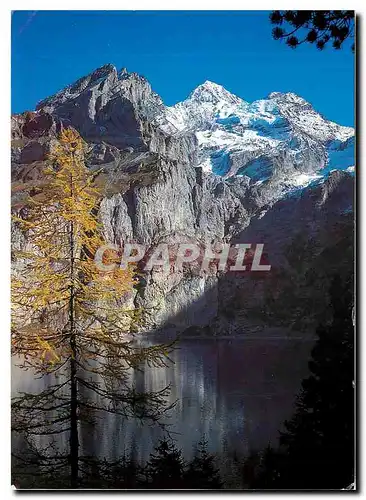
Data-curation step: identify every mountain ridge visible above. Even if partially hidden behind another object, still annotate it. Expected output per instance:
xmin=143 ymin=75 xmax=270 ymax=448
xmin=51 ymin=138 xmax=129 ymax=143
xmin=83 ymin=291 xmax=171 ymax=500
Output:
xmin=30 ymin=63 xmax=354 ymax=196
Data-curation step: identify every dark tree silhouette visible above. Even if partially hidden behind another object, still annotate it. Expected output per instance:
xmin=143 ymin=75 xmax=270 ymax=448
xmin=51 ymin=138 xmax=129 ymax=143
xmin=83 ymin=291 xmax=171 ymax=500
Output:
xmin=270 ymin=11 xmax=355 ymax=51
xmin=247 ymin=445 xmax=285 ymax=489
xmin=78 ymin=454 xmax=143 ymax=489
xmin=249 ymin=274 xmax=355 ymax=489
xmin=184 ymin=439 xmax=222 ymax=489
xmin=145 ymin=438 xmax=185 ymax=489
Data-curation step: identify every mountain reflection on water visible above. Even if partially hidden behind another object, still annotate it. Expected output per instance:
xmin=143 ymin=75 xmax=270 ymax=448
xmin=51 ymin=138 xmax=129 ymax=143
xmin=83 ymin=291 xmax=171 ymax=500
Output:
xmin=12 ymin=335 xmax=313 ymax=473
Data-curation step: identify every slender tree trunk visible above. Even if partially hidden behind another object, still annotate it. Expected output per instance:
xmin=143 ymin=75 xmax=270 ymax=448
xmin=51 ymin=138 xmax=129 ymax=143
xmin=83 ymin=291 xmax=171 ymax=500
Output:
xmin=70 ymin=332 xmax=78 ymax=486
xmin=69 ymin=171 xmax=79 ymax=488
xmin=70 ymin=356 xmax=78 ymax=487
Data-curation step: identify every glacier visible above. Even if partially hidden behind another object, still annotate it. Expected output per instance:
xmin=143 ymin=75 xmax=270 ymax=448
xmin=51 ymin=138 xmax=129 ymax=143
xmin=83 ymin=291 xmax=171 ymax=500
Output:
xmin=158 ymin=81 xmax=354 ymax=201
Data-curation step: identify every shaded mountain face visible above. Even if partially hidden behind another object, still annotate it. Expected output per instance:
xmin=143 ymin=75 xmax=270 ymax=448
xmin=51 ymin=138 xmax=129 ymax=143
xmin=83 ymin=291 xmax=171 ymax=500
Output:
xmin=11 ymin=64 xmax=354 ymax=334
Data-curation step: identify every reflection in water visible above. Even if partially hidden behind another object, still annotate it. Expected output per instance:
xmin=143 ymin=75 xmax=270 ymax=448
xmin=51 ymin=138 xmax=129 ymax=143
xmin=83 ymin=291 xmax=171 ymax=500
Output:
xmin=12 ymin=337 xmax=312 ymax=470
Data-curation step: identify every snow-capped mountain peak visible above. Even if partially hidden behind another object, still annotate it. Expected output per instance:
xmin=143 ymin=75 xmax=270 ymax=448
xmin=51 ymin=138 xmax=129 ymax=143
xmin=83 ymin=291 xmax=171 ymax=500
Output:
xmin=161 ymin=81 xmax=245 ymax=134
xmin=189 ymin=80 xmax=243 ymax=105
xmin=267 ymin=91 xmax=308 ymax=105
xmin=158 ymin=79 xmax=354 ymax=200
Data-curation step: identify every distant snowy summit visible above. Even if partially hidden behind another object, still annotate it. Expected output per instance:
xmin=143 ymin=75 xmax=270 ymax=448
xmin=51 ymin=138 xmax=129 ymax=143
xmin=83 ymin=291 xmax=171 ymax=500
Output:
xmin=157 ymin=80 xmax=354 ymax=191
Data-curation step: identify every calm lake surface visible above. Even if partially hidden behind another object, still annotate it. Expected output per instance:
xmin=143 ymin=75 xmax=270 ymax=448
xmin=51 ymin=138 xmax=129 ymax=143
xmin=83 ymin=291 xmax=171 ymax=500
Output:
xmin=12 ymin=335 xmax=313 ymax=474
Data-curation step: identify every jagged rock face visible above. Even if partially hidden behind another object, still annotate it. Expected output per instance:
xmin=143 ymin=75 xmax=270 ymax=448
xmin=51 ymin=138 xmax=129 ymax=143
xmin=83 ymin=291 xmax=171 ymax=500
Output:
xmin=36 ymin=64 xmax=169 ymax=152
xmin=11 ymin=64 xmax=355 ymax=334
xmin=214 ymin=170 xmax=354 ymax=333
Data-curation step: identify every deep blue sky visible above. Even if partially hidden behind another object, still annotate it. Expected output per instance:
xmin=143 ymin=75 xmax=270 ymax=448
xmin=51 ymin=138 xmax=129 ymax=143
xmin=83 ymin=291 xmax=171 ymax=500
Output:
xmin=12 ymin=11 xmax=355 ymax=126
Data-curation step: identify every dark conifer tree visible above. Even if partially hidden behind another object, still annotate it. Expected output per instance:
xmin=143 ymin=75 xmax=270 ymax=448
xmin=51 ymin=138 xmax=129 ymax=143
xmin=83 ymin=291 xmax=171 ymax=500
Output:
xmin=270 ymin=11 xmax=355 ymax=51
xmin=248 ymin=445 xmax=284 ymax=490
xmin=110 ymin=455 xmax=141 ymax=489
xmin=78 ymin=454 xmax=142 ymax=489
xmin=145 ymin=438 xmax=185 ymax=489
xmin=279 ymin=274 xmax=354 ymax=488
xmin=184 ymin=439 xmax=222 ymax=489
xmin=250 ymin=274 xmax=354 ymax=489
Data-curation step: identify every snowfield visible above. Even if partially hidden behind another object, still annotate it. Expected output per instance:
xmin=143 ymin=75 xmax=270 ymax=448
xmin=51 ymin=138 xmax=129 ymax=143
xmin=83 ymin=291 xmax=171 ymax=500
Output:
xmin=156 ymin=81 xmax=354 ymax=200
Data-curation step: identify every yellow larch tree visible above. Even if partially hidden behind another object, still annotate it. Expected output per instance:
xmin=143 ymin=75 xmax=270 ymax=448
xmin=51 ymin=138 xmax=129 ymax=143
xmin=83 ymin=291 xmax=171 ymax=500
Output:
xmin=11 ymin=129 xmax=173 ymax=488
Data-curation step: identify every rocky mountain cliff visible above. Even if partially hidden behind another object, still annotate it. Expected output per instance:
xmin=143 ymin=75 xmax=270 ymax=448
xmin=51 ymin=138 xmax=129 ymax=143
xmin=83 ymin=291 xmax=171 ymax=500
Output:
xmin=11 ymin=64 xmax=354 ymax=335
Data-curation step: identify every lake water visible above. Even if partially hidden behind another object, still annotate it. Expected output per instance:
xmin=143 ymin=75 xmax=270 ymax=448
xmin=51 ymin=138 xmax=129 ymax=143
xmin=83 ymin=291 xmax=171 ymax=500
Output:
xmin=12 ymin=335 xmax=313 ymax=482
